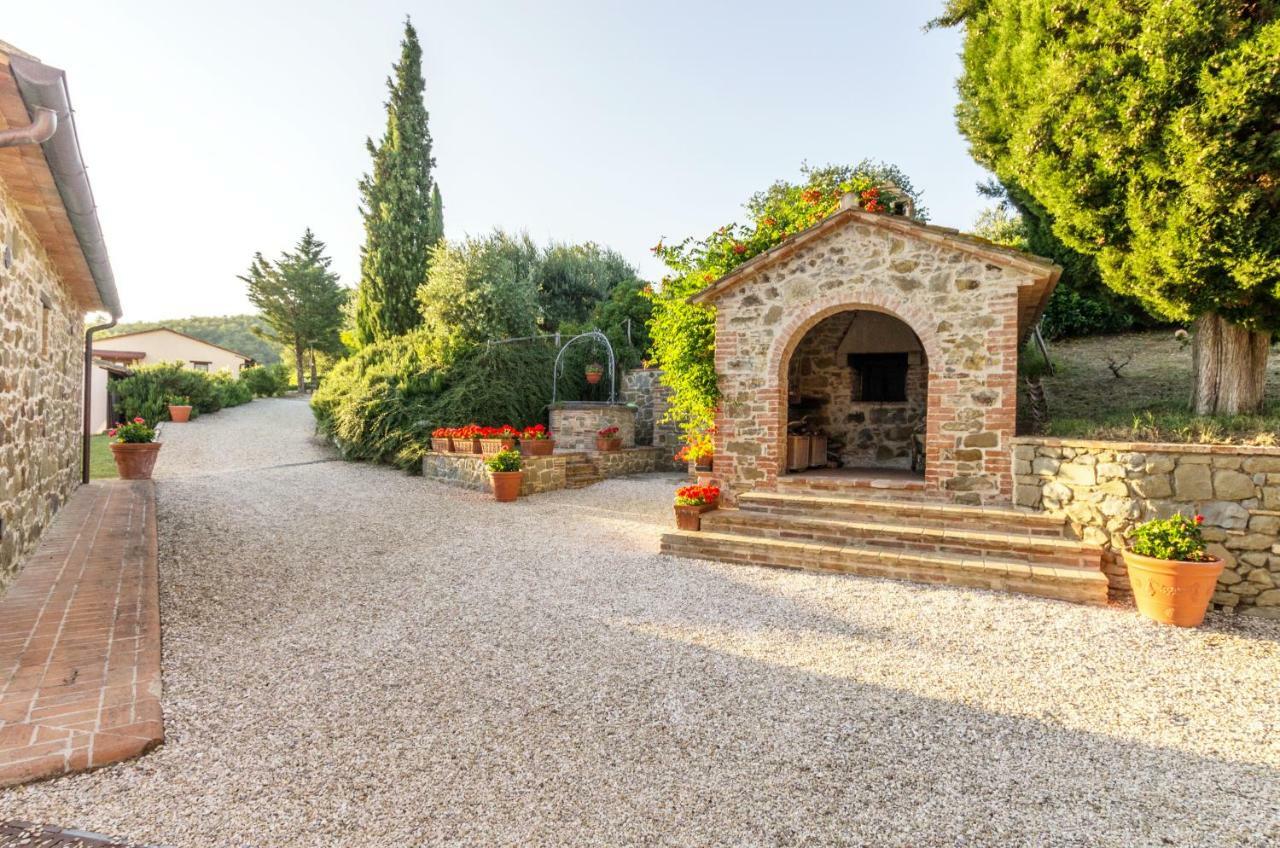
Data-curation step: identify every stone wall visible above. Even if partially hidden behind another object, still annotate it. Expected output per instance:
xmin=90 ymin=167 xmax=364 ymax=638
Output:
xmin=1013 ymin=437 xmax=1280 ymax=619
xmin=710 ymin=217 xmax=1028 ymax=505
xmin=620 ymin=368 xmax=682 ymax=470
xmin=0 ymin=181 xmax=86 ymax=590
xmin=549 ymin=403 xmax=636 ymax=452
xmin=422 ymin=453 xmax=568 ymax=496
xmin=787 ymin=311 xmax=926 ymax=467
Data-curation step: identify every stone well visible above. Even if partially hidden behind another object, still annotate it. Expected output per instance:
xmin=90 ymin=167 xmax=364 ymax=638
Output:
xmin=549 ymin=402 xmax=636 ymax=452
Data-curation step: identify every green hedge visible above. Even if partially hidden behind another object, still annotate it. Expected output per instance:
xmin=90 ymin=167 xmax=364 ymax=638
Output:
xmin=112 ymin=362 xmax=255 ymax=424
xmin=311 ymin=331 xmax=565 ymax=469
xmin=240 ymin=363 xmax=291 ymax=397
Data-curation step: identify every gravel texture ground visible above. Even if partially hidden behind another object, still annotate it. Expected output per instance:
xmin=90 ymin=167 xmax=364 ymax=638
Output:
xmin=2 ymin=398 xmax=1278 ymax=847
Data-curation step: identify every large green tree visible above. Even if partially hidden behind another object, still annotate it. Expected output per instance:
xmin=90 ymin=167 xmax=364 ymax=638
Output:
xmin=939 ymin=1 xmax=1280 ymax=413
xmin=355 ymin=18 xmax=443 ymax=346
xmin=241 ymin=229 xmax=346 ymax=392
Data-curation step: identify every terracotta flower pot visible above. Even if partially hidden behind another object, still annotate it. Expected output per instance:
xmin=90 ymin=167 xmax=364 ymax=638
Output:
xmin=674 ymin=502 xmax=717 ymax=531
xmin=490 ymin=470 xmax=523 ymax=502
xmin=110 ymin=442 xmax=162 ymax=480
xmin=479 ymin=437 xmax=518 ymax=456
xmin=595 ymin=436 xmax=622 ymax=452
xmin=585 ymin=371 xmax=602 ymax=384
xmin=1122 ymin=548 xmax=1224 ymax=627
xmin=694 ymin=459 xmax=713 ymax=473
xmin=454 ymin=438 xmax=480 ymax=454
xmin=430 ymin=437 xmax=452 ymax=453
xmin=168 ymin=405 xmax=192 ymax=423
xmin=521 ymin=439 xmax=554 ymax=457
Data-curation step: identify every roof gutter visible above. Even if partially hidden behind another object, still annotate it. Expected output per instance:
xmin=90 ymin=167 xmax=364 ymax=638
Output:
xmin=8 ymin=55 xmax=121 ymax=319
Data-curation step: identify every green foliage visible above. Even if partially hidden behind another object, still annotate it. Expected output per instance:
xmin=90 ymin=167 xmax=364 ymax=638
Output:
xmin=417 ymin=231 xmax=541 ymax=362
xmin=1041 ymin=288 xmax=1135 ymax=340
xmin=242 ymin=228 xmax=348 ymax=392
xmin=311 ymin=330 xmax=557 ymax=470
xmin=1130 ymin=514 xmax=1208 ymax=562
xmin=112 ymin=362 xmax=254 ymax=423
xmin=355 ymin=18 xmax=442 ymax=345
xmin=535 ymin=242 xmax=638 ymax=331
xmin=648 ymin=161 xmax=924 ymax=435
xmin=943 ymin=1 xmax=1280 ymax=331
xmin=101 ymin=315 xmax=279 ymax=364
xmin=107 ymin=418 xmax=155 ymax=444
xmin=485 ymin=448 xmax=522 ymax=473
xmin=240 ymin=363 xmax=290 ymax=397
xmin=88 ymin=434 xmax=117 ymax=480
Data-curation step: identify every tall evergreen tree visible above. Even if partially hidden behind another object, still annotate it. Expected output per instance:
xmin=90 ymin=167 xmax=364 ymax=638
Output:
xmin=938 ymin=1 xmax=1279 ymax=414
xmin=428 ymin=183 xmax=444 ymax=248
xmin=241 ymin=229 xmax=346 ymax=392
xmin=355 ymin=18 xmax=442 ymax=346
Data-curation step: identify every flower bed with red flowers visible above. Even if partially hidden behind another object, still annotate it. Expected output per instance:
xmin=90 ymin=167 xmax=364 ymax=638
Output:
xmin=430 ymin=423 xmax=557 ymax=455
xmin=597 ymin=426 xmax=619 ymax=438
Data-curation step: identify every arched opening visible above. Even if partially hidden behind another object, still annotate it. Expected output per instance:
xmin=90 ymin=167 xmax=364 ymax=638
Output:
xmin=782 ymin=309 xmax=928 ymax=482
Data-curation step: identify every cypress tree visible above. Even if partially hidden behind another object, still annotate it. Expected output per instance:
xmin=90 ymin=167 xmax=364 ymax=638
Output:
xmin=428 ymin=183 xmax=444 ymax=250
xmin=355 ymin=18 xmax=438 ymax=346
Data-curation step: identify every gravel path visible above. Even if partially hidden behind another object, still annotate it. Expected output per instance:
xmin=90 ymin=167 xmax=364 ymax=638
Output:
xmin=3 ymin=398 xmax=1279 ymax=847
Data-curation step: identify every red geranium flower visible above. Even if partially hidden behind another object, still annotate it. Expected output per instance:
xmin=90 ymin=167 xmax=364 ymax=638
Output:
xmin=133 ymin=417 xmax=145 ymax=424
xmin=732 ymin=243 xmax=746 ymax=255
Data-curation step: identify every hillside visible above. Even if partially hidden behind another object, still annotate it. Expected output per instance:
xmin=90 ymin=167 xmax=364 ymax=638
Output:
xmin=1024 ymin=330 xmax=1280 ymax=445
xmin=102 ymin=314 xmax=281 ymax=364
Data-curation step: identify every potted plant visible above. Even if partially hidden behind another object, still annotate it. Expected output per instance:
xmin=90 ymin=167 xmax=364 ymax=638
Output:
xmin=479 ymin=424 xmax=520 ymax=456
xmin=595 ymin=425 xmax=622 ymax=452
xmin=676 ymin=429 xmax=714 ymax=473
xmin=585 ymin=363 xmax=604 ymax=384
xmin=486 ymin=448 xmax=524 ymax=502
xmin=519 ymin=423 xmax=554 ymax=456
xmin=431 ymin=427 xmax=453 ymax=453
xmin=673 ymin=484 xmax=720 ymax=531
xmin=108 ymin=417 xmax=161 ymax=480
xmin=1122 ymin=513 xmax=1224 ymax=627
xmin=453 ymin=424 xmax=482 ymax=454
xmin=167 ymin=395 xmax=193 ymax=423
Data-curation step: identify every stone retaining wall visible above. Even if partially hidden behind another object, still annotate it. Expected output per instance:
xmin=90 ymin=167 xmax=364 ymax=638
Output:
xmin=422 ymin=447 xmax=662 ymax=495
xmin=0 ymin=180 xmax=85 ymax=590
xmin=549 ymin=403 xmax=636 ymax=452
xmin=1013 ymin=437 xmax=1280 ymax=618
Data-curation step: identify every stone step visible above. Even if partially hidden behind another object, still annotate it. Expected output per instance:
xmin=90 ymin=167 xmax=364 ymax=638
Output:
xmin=564 ymin=458 xmax=603 ymax=489
xmin=701 ymin=509 xmax=1101 ymax=570
xmin=739 ymin=491 xmax=1068 ymax=537
xmin=660 ymin=530 xmax=1110 ymax=606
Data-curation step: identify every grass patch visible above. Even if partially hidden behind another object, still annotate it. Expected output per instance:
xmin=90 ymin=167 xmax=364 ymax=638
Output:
xmin=89 ymin=434 xmax=119 ymax=480
xmin=1024 ymin=330 xmax=1280 ymax=445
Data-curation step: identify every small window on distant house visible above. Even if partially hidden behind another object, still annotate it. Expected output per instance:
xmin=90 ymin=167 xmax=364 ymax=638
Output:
xmin=39 ymin=294 xmax=51 ymax=356
xmin=190 ymin=361 xmax=211 ymax=372
xmin=849 ymin=353 xmax=908 ymax=402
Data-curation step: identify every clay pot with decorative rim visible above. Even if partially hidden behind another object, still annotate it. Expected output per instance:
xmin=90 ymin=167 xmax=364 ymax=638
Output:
xmin=595 ymin=436 xmax=622 ymax=452
xmin=585 ymin=366 xmax=603 ymax=385
xmin=110 ymin=443 xmax=162 ymax=480
xmin=674 ymin=502 xmax=716 ymax=531
xmin=479 ymin=437 xmax=518 ymax=456
xmin=521 ymin=439 xmax=554 ymax=457
xmin=1122 ymin=548 xmax=1224 ymax=627
xmin=168 ymin=405 xmax=192 ymax=423
xmin=490 ymin=470 xmax=524 ymax=502
xmin=430 ymin=437 xmax=453 ymax=453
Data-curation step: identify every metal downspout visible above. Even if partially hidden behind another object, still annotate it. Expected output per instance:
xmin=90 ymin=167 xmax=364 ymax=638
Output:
xmin=83 ymin=316 xmax=116 ymax=483
xmin=0 ymin=106 xmax=56 ymax=148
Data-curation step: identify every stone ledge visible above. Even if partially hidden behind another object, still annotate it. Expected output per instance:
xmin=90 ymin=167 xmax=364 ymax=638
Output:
xmin=422 ymin=447 xmax=661 ymax=495
xmin=1012 ymin=436 xmax=1280 ymax=457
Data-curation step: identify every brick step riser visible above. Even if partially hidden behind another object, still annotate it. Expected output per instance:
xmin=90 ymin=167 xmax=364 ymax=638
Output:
xmin=739 ymin=501 xmax=1066 ymax=538
xmin=701 ymin=516 xmax=1096 ymax=570
xmin=660 ymin=537 xmax=1107 ymax=606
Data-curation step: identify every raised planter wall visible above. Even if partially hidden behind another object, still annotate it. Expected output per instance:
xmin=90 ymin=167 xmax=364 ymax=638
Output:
xmin=422 ymin=453 xmax=567 ymax=496
xmin=1013 ymin=437 xmax=1280 ymax=619
xmin=620 ymin=368 xmax=684 ymax=471
xmin=549 ymin=403 xmax=636 ymax=452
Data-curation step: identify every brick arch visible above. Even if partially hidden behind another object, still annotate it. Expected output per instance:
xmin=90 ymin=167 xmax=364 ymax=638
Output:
xmin=762 ymin=290 xmax=945 ymax=490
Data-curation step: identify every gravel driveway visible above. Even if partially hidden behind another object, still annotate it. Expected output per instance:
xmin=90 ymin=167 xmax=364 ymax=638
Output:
xmin=2 ymin=398 xmax=1278 ymax=847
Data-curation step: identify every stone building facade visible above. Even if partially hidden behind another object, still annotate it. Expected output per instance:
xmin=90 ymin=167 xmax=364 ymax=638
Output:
xmin=620 ymin=367 xmax=682 ymax=468
xmin=1014 ymin=437 xmax=1280 ymax=619
xmin=694 ymin=195 xmax=1060 ymax=505
xmin=0 ymin=45 xmax=121 ymax=589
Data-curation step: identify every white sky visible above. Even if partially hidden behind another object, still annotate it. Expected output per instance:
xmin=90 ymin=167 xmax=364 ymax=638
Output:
xmin=6 ymin=1 xmax=991 ymax=322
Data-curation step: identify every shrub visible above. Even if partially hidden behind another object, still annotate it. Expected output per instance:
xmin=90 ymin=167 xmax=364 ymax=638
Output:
xmin=210 ymin=371 xmax=253 ymax=408
xmin=311 ymin=330 xmax=557 ymax=470
xmin=1130 ymin=513 xmax=1208 ymax=562
xmin=114 ymin=363 xmax=218 ymax=422
xmin=241 ymin=363 xmax=290 ymax=397
xmin=1040 ymin=287 xmax=1137 ymax=340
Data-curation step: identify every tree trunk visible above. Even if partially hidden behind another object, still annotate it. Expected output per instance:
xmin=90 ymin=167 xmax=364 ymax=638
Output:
xmin=309 ymin=351 xmax=318 ymax=388
xmin=1190 ymin=313 xmax=1271 ymax=415
xmin=294 ymin=341 xmax=307 ymax=395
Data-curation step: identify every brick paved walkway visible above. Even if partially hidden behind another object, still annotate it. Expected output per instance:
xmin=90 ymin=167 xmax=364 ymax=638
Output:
xmin=0 ymin=482 xmax=162 ymax=787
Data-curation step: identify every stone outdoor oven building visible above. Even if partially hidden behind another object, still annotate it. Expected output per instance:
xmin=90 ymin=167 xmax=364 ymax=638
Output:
xmin=0 ymin=43 xmax=121 ymax=587
xmin=697 ymin=193 xmax=1059 ymax=506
